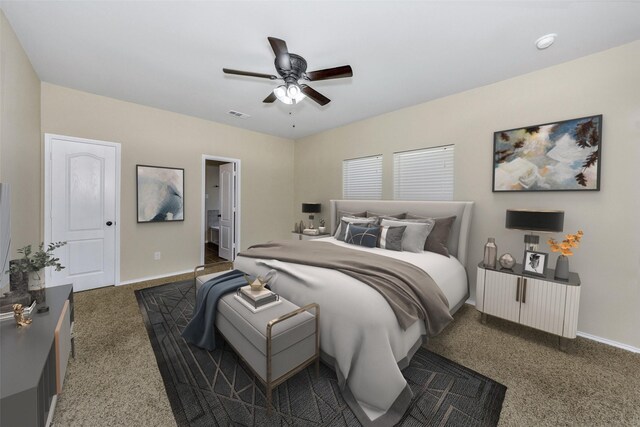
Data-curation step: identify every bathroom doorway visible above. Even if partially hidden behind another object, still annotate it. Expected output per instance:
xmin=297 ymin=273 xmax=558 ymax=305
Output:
xmin=201 ymin=155 xmax=241 ymax=264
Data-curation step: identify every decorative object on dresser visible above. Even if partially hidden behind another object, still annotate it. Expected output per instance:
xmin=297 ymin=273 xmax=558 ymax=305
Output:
xmin=493 ymin=114 xmax=602 ymax=192
xmin=505 ymin=209 xmax=564 ymax=251
xmin=7 ymin=242 xmax=67 ymax=309
xmin=136 ymin=164 xmax=184 ymax=222
xmin=318 ymin=218 xmax=326 ymax=233
xmin=498 ymin=253 xmax=516 ymax=270
xmin=523 ymin=250 xmax=548 ymax=277
xmin=476 ymin=263 xmax=580 ymax=350
xmin=12 ymin=303 xmax=33 ymax=326
xmin=0 ymin=298 xmax=34 ymax=321
xmin=483 ymin=238 xmax=497 ymax=268
xmin=548 ymin=230 xmax=584 ymax=280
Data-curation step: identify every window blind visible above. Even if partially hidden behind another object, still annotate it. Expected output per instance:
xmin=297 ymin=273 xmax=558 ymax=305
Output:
xmin=393 ymin=145 xmax=454 ymax=201
xmin=342 ymin=155 xmax=382 ymax=200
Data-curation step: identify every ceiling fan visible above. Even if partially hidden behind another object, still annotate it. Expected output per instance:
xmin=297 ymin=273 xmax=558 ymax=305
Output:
xmin=223 ymin=37 xmax=353 ymax=106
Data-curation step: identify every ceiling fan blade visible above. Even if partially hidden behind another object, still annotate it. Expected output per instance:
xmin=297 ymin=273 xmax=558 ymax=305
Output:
xmin=263 ymin=92 xmax=277 ymax=103
xmin=268 ymin=37 xmax=291 ymax=71
xmin=223 ymin=68 xmax=278 ymax=80
xmin=300 ymin=85 xmax=331 ymax=106
xmin=306 ymin=65 xmax=353 ymax=81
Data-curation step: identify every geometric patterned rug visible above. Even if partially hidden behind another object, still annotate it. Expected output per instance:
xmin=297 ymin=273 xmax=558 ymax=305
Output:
xmin=135 ymin=280 xmax=506 ymax=426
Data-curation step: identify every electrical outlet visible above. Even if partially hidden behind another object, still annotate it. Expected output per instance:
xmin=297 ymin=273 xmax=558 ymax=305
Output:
xmin=154 ymin=252 xmax=161 ymax=260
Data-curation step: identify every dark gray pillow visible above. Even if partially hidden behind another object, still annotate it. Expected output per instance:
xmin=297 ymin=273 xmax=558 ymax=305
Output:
xmin=335 ymin=217 xmax=376 ymax=241
xmin=377 ymin=225 xmax=407 ymax=251
xmin=405 ymin=214 xmax=457 ymax=257
xmin=380 ymin=219 xmax=434 ymax=253
xmin=345 ymin=224 xmax=380 ymax=248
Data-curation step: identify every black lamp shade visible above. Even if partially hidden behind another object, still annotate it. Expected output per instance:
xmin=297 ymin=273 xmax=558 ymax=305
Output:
xmin=301 ymin=203 xmax=321 ymax=214
xmin=505 ymin=209 xmax=564 ymax=232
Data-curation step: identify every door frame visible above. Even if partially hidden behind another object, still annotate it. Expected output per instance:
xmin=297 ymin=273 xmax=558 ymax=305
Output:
xmin=201 ymin=155 xmax=241 ymax=264
xmin=44 ymin=133 xmax=122 ymax=286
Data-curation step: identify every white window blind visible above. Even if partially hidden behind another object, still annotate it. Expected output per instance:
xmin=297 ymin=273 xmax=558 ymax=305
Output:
xmin=393 ymin=145 xmax=454 ymax=201
xmin=342 ymin=155 xmax=382 ymax=200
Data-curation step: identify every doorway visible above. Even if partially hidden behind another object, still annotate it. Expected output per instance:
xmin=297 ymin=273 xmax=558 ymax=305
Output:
xmin=201 ymin=155 xmax=240 ymax=264
xmin=44 ymin=134 xmax=121 ymax=291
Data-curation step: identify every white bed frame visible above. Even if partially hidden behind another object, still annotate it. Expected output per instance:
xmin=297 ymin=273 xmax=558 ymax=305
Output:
xmin=330 ymin=199 xmax=474 ymax=267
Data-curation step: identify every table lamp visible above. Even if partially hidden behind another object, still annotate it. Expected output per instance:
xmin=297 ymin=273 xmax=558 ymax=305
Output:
xmin=302 ymin=203 xmax=321 ymax=228
xmin=505 ymin=209 xmax=564 ymax=250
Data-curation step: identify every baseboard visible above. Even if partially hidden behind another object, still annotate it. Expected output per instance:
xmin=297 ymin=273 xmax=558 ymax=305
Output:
xmin=118 ymin=269 xmax=194 ymax=286
xmin=576 ymin=331 xmax=640 ymax=354
xmin=464 ymin=300 xmax=639 ymax=353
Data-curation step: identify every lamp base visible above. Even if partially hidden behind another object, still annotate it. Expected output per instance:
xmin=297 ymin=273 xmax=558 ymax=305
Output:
xmin=524 ymin=233 xmax=540 ymax=251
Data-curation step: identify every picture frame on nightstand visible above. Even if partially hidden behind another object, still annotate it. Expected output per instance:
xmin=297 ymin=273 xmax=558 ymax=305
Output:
xmin=523 ymin=250 xmax=548 ymax=277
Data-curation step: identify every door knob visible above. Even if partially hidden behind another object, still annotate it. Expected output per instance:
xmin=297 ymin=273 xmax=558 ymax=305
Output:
xmin=106 ymin=221 xmax=113 ymax=226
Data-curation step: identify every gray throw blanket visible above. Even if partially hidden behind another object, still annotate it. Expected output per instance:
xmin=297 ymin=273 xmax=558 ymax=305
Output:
xmin=240 ymin=241 xmax=453 ymax=336
xmin=181 ymin=269 xmax=248 ymax=350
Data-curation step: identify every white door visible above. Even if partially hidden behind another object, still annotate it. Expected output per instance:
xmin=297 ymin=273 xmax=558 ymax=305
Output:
xmin=218 ymin=162 xmax=235 ymax=260
xmin=47 ymin=135 xmax=119 ymax=291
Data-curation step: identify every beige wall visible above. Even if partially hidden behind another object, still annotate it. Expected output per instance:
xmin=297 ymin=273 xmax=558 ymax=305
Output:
xmin=41 ymin=83 xmax=294 ymax=282
xmin=294 ymin=41 xmax=640 ymax=348
xmin=0 ymin=11 xmax=41 ymax=259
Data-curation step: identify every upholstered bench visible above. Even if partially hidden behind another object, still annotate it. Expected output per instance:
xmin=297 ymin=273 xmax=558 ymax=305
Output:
xmin=194 ymin=266 xmax=320 ymax=413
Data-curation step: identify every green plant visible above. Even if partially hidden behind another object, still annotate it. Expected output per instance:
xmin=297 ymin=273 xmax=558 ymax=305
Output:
xmin=319 ymin=218 xmax=325 ymax=227
xmin=7 ymin=242 xmax=67 ymax=275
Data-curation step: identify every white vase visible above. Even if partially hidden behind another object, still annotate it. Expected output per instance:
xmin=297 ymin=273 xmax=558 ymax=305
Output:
xmin=318 ymin=226 xmax=326 ymax=233
xmin=28 ymin=270 xmax=46 ymax=304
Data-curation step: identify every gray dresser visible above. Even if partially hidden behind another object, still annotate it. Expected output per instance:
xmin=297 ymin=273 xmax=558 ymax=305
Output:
xmin=1 ymin=284 xmax=74 ymax=427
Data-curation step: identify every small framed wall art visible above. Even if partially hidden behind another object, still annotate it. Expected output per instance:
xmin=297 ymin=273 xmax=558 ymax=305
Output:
xmin=523 ymin=250 xmax=548 ymax=277
xmin=136 ymin=165 xmax=184 ymax=223
xmin=493 ymin=115 xmax=602 ymax=192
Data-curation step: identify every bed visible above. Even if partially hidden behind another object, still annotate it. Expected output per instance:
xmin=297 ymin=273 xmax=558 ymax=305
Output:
xmin=234 ymin=199 xmax=473 ymax=426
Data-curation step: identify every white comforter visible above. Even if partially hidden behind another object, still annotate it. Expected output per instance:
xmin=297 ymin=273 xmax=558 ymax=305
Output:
xmin=234 ymin=237 xmax=467 ymax=425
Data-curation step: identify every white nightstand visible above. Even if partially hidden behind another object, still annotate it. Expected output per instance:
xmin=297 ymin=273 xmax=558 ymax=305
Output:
xmin=291 ymin=232 xmax=331 ymax=241
xmin=476 ymin=262 xmax=581 ymax=350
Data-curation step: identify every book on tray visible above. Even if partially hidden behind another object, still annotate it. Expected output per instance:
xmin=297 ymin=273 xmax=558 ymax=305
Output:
xmin=237 ymin=286 xmax=279 ymax=309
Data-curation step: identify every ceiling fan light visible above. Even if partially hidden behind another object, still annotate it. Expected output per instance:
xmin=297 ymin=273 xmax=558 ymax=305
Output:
xmin=286 ymin=84 xmax=300 ymax=98
xmin=274 ymin=85 xmax=293 ymax=104
xmin=293 ymin=92 xmax=306 ymax=103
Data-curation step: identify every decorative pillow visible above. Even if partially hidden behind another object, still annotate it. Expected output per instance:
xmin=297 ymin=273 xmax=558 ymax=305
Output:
xmin=405 ymin=214 xmax=457 ymax=257
xmin=335 ymin=217 xmax=376 ymax=241
xmin=333 ymin=210 xmax=366 ymax=233
xmin=377 ymin=225 xmax=407 ymax=251
xmin=366 ymin=211 xmax=407 ymax=220
xmin=380 ymin=219 xmax=434 ymax=253
xmin=425 ymin=216 xmax=456 ymax=257
xmin=345 ymin=224 xmax=380 ymax=248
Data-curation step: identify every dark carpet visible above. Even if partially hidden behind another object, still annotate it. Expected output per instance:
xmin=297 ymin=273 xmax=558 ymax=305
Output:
xmin=135 ymin=280 xmax=506 ymax=426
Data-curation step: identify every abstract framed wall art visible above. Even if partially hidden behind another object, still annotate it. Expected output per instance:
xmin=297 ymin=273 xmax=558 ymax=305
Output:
xmin=136 ymin=165 xmax=184 ymax=223
xmin=493 ymin=115 xmax=602 ymax=192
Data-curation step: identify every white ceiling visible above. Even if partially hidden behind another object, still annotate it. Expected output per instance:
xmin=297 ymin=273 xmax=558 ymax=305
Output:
xmin=2 ymin=1 xmax=639 ymax=139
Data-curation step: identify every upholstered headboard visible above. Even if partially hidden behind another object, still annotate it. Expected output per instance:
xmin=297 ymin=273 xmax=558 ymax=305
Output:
xmin=329 ymin=200 xmax=474 ymax=266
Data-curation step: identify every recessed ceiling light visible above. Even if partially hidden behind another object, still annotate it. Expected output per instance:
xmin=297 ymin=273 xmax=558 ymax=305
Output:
xmin=535 ymin=33 xmax=557 ymax=50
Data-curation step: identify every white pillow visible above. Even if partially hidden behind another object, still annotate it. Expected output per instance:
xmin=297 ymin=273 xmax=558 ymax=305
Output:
xmin=380 ymin=218 xmax=435 ymax=253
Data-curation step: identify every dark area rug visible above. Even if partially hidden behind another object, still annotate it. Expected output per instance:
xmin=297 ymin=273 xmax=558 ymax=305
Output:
xmin=136 ymin=280 xmax=506 ymax=426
